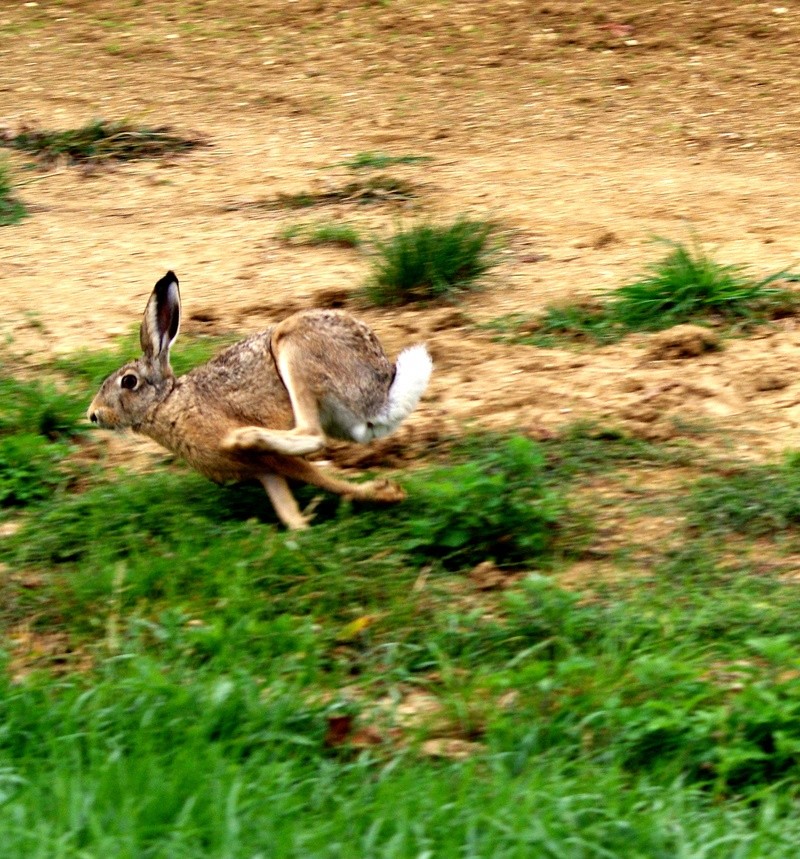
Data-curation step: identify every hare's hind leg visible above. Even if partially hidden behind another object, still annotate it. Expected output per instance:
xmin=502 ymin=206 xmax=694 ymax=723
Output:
xmin=223 ymin=337 xmax=326 ymax=457
xmin=275 ymin=456 xmax=406 ymax=504
xmin=259 ymin=473 xmax=309 ymax=530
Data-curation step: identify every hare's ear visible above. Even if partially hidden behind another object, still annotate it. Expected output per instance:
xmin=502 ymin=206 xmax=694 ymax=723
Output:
xmin=140 ymin=271 xmax=181 ymax=367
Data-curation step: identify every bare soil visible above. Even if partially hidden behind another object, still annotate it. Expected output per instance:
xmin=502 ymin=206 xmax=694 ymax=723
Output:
xmin=3 ymin=0 xmax=800 ymax=461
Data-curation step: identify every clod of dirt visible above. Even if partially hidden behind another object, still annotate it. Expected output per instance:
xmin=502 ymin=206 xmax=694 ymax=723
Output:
xmin=311 ymin=287 xmax=352 ymax=309
xmin=644 ymin=324 xmax=721 ymax=361
xmin=752 ymin=369 xmax=792 ymax=392
xmin=571 ymin=229 xmax=619 ymax=250
xmin=425 ymin=307 xmax=468 ymax=333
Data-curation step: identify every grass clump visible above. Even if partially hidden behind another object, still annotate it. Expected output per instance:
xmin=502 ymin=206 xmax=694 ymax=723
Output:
xmin=481 ymin=304 xmax=622 ymax=348
xmin=0 ymin=161 xmax=26 ymax=226
xmin=331 ymin=151 xmax=432 ymax=170
xmin=4 ymin=120 xmax=205 ymax=166
xmin=365 ymin=218 xmax=498 ymax=305
xmin=609 ymin=239 xmax=798 ymax=330
xmin=278 ymin=220 xmax=362 ymax=248
xmin=401 ymin=436 xmax=565 ymax=567
xmin=0 ymin=434 xmax=69 ymax=507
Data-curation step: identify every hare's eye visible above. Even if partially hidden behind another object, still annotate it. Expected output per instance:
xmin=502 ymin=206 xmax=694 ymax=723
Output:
xmin=120 ymin=373 xmax=139 ymax=390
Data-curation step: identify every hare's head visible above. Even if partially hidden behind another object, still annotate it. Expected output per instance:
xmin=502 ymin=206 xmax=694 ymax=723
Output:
xmin=88 ymin=272 xmax=181 ymax=430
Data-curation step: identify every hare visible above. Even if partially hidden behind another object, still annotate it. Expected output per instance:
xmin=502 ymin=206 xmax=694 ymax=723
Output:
xmin=88 ymin=271 xmax=432 ymax=529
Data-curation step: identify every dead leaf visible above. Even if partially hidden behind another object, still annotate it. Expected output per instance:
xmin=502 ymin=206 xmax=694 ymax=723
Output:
xmin=337 ymin=615 xmax=377 ymax=642
xmin=324 ymin=714 xmax=354 ymax=747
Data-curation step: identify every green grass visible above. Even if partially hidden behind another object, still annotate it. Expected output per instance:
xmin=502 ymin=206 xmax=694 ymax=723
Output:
xmin=4 ymin=120 xmax=205 ymax=166
xmin=330 ymin=151 xmax=432 ymax=170
xmin=610 ymin=239 xmax=799 ymax=330
xmin=486 ymin=240 xmax=800 ymax=348
xmin=688 ymin=455 xmax=800 ymax=537
xmin=365 ymin=219 xmax=499 ymax=305
xmin=0 ymin=160 xmax=27 ymax=226
xmin=7 ymin=340 xmax=800 ymax=852
xmin=278 ymin=221 xmax=362 ymax=248
xmin=481 ymin=304 xmax=622 ymax=348
xmin=0 ymin=371 xmax=88 ymax=509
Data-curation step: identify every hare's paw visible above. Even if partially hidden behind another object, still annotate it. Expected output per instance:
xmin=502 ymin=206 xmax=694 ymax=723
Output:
xmin=365 ymin=478 xmax=406 ymax=504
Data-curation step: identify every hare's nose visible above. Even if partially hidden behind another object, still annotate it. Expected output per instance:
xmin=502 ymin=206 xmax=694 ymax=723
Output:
xmin=88 ymin=411 xmax=99 ymax=424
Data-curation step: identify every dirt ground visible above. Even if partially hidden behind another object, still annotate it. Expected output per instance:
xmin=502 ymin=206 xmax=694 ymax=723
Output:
xmin=2 ymin=0 xmax=800 ymax=462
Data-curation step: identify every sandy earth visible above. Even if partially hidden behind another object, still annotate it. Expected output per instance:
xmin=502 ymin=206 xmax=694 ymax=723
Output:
xmin=2 ymin=0 xmax=800 ymax=463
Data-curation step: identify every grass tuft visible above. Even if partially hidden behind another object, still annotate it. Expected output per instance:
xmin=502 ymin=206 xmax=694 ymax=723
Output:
xmin=331 ymin=151 xmax=432 ymax=170
xmin=0 ymin=373 xmax=87 ymax=508
xmin=609 ymin=239 xmax=799 ymax=330
xmin=0 ymin=161 xmax=27 ymax=226
xmin=4 ymin=120 xmax=205 ymax=166
xmin=278 ymin=221 xmax=362 ymax=248
xmin=274 ymin=175 xmax=415 ymax=209
xmin=365 ymin=218 xmax=498 ymax=305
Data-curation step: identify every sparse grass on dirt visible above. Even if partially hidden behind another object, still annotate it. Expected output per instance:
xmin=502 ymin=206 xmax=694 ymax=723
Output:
xmin=273 ymin=175 xmax=416 ymax=209
xmin=486 ymin=240 xmax=800 ymax=347
xmin=365 ymin=218 xmax=498 ymax=305
xmin=3 ymin=120 xmax=206 ymax=166
xmin=331 ymin=151 xmax=432 ymax=170
xmin=0 ymin=161 xmax=26 ymax=226
xmin=278 ymin=220 xmax=362 ymax=248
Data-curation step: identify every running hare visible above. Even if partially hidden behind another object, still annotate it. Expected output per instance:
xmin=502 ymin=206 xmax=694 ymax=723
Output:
xmin=88 ymin=271 xmax=432 ymax=529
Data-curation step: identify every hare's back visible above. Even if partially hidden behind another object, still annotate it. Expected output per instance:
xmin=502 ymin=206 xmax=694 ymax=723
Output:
xmin=183 ymin=329 xmax=293 ymax=428
xmin=274 ymin=310 xmax=394 ymax=420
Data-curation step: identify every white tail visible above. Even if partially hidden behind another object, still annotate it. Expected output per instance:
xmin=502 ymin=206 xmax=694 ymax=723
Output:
xmin=369 ymin=344 xmax=432 ymax=438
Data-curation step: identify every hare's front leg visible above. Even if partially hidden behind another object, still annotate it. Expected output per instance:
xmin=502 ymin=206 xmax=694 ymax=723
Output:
xmin=259 ymin=473 xmax=309 ymax=530
xmin=223 ymin=333 xmax=327 ymax=457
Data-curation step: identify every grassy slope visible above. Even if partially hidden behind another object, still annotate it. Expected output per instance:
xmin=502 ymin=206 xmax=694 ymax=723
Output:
xmin=3 ymin=349 xmax=800 ymax=856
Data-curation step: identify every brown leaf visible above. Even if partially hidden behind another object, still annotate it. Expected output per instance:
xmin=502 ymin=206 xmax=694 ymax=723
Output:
xmin=324 ymin=714 xmax=354 ymax=747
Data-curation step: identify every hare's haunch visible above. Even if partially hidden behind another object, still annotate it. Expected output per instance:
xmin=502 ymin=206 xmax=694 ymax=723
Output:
xmin=88 ymin=271 xmax=432 ymax=529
